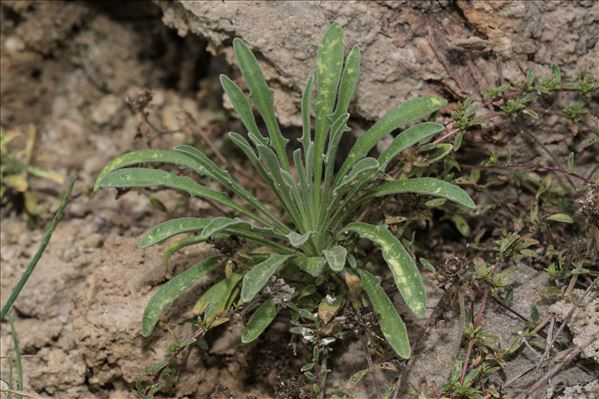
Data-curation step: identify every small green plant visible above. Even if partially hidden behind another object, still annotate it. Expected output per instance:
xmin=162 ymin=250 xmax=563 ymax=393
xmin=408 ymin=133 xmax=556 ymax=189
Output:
xmin=95 ymin=24 xmax=474 ymax=395
xmin=1 ymin=126 xmax=64 ymax=223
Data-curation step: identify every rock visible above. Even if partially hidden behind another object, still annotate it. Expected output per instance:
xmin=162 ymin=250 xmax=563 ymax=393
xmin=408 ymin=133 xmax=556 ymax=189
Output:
xmin=91 ymin=95 xmax=121 ymax=126
xmin=156 ymin=0 xmax=599 ymax=126
xmin=549 ymin=289 xmax=599 ymax=362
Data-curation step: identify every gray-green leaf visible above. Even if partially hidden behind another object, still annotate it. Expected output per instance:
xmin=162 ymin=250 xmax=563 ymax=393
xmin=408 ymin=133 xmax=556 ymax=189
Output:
xmin=358 ymin=269 xmax=411 ymax=359
xmin=240 ymin=254 xmax=292 ymax=303
xmin=378 ymin=122 xmax=445 ymax=169
xmin=139 ymin=217 xmax=211 ymax=248
xmin=142 ymin=257 xmax=218 ymax=337
xmin=546 ymin=213 xmax=573 ymax=224
xmin=193 ymin=272 xmax=243 ymax=323
xmin=295 ymin=256 xmax=327 ymax=277
xmin=233 ymin=38 xmax=289 ymax=170
xmin=219 ymin=75 xmax=267 ymax=144
xmin=201 ymin=217 xmax=249 ymax=239
xmin=241 ymin=299 xmax=278 ymax=343
xmin=338 ymin=96 xmax=447 ymax=179
xmin=288 ymin=231 xmax=313 ymax=247
xmin=344 ymin=222 xmax=427 ymax=318
xmin=96 ymin=168 xmax=257 ymax=220
xmin=323 ymin=245 xmax=347 ymax=272
xmin=364 ymin=177 xmax=475 ymax=209
xmin=94 ymin=149 xmax=208 ymax=191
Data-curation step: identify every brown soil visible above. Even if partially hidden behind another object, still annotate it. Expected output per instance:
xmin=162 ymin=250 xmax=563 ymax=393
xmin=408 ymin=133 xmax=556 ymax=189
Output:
xmin=1 ymin=2 xmax=597 ymax=399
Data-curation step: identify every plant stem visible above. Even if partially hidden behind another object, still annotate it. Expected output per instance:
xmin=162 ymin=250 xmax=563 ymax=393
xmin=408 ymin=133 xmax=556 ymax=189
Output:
xmin=1 ymin=177 xmax=76 ymax=321
xmin=459 ymin=284 xmax=490 ymax=383
xmin=362 ymin=335 xmax=383 ymax=399
xmin=520 ymin=329 xmax=599 ymax=399
xmin=8 ymin=314 xmax=23 ymax=399
xmin=452 ymin=290 xmax=466 ymax=358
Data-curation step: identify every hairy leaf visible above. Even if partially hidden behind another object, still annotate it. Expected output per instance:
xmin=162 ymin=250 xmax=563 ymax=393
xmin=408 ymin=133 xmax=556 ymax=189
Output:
xmin=313 ymin=23 xmax=345 ymax=203
xmin=364 ymin=177 xmax=475 ymax=209
xmin=334 ymin=157 xmax=379 ymax=195
xmin=358 ymin=269 xmax=411 ymax=359
xmin=345 ymin=222 xmax=426 ymax=318
xmin=378 ymin=122 xmax=445 ymax=169
xmin=323 ymin=245 xmax=347 ymax=272
xmin=338 ymin=96 xmax=447 ymax=179
xmin=193 ymin=272 xmax=243 ymax=323
xmin=331 ymin=46 xmax=360 ymax=123
xmin=240 ymin=254 xmax=292 ymax=303
xmin=233 ymin=38 xmax=289 ymax=170
xmin=288 ymin=231 xmax=314 ymax=247
xmin=174 ymin=145 xmax=278 ymax=228
xmin=219 ymin=75 xmax=267 ymax=144
xmin=300 ymin=75 xmax=314 ymax=155
xmin=295 ymin=256 xmax=326 ymax=277
xmin=139 ymin=218 xmax=210 ymax=248
xmin=94 ymin=149 xmax=208 ymax=191
xmin=142 ymin=257 xmax=218 ymax=337
xmin=241 ymin=299 xmax=278 ymax=343
xmin=96 ymin=168 xmax=261 ymax=222
xmin=228 ymin=132 xmax=276 ymax=191
xmin=163 ymin=235 xmax=208 ymax=269
xmin=201 ymin=217 xmax=250 ymax=239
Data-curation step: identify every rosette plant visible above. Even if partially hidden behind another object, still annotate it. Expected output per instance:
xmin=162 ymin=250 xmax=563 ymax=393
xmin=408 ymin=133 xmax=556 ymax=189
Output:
xmin=95 ymin=23 xmax=474 ymax=366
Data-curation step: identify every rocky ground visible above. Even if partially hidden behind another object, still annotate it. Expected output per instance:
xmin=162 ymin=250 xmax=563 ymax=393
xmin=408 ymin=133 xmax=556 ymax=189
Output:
xmin=1 ymin=1 xmax=597 ymax=398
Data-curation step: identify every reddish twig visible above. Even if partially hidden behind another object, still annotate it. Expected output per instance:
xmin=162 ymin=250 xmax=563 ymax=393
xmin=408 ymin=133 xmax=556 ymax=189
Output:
xmin=537 ymin=276 xmax=599 ymax=368
xmin=520 ymin=329 xmax=599 ymax=399
xmin=462 ymin=163 xmax=593 ymax=184
xmin=459 ymin=285 xmax=490 ymax=383
xmin=145 ymin=326 xmax=207 ymax=395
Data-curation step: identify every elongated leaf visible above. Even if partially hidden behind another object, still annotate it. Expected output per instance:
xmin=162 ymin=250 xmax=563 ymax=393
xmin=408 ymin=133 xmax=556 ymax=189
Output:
xmin=257 ymin=144 xmax=303 ymax=227
xmin=358 ymin=269 xmax=410 ymax=359
xmin=338 ymin=96 xmax=447 ymax=179
xmin=323 ymin=245 xmax=347 ymax=272
xmin=300 ymin=75 xmax=314 ymax=155
xmin=220 ymin=75 xmax=267 ymax=144
xmin=295 ymin=256 xmax=326 ymax=277
xmin=364 ymin=177 xmax=475 ymax=209
xmin=27 ymin=165 xmax=64 ymax=185
xmin=142 ymin=257 xmax=218 ymax=336
xmin=323 ymin=113 xmax=351 ymax=191
xmin=163 ymin=235 xmax=208 ymax=269
xmin=546 ymin=213 xmax=573 ymax=223
xmin=293 ymin=148 xmax=312 ymax=215
xmin=241 ymin=299 xmax=278 ymax=343
xmin=288 ymin=231 xmax=313 ymax=247
xmin=224 ymin=224 xmax=287 ymax=243
xmin=193 ymin=272 xmax=243 ymax=323
xmin=313 ymin=23 xmax=345 ymax=199
xmin=94 ymin=149 xmax=208 ymax=190
xmin=233 ymin=38 xmax=289 ymax=170
xmin=174 ymin=145 xmax=275 ymax=224
xmin=201 ymin=217 xmax=249 ymax=239
xmin=334 ymin=157 xmax=379 ymax=195
xmin=345 ymin=222 xmax=426 ymax=318
xmin=422 ymin=143 xmax=453 ymax=165
xmin=228 ymin=132 xmax=274 ymax=187
xmin=331 ymin=46 xmax=361 ymax=123
xmin=139 ymin=217 xmax=211 ymax=248
xmin=378 ymin=122 xmax=445 ymax=169
xmin=240 ymin=254 xmax=292 ymax=303
xmin=96 ymin=168 xmax=260 ymax=222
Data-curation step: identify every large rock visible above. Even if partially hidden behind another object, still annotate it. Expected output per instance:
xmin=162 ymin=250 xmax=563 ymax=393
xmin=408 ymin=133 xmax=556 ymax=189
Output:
xmin=156 ymin=0 xmax=599 ymax=125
